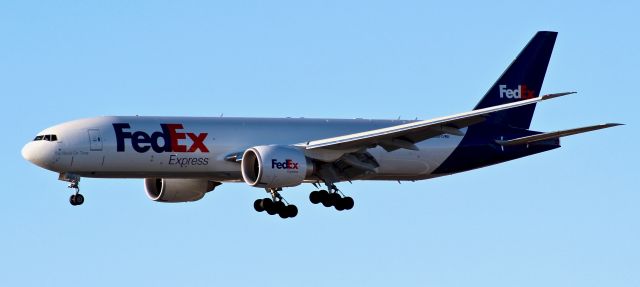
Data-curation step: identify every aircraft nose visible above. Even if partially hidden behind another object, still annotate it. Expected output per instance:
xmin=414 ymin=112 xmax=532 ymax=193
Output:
xmin=22 ymin=141 xmax=53 ymax=168
xmin=21 ymin=142 xmax=35 ymax=162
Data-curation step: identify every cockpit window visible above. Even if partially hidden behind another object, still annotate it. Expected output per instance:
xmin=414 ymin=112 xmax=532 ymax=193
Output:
xmin=33 ymin=134 xmax=58 ymax=142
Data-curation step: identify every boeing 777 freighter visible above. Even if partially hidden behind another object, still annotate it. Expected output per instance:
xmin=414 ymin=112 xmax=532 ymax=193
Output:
xmin=22 ymin=32 xmax=621 ymax=218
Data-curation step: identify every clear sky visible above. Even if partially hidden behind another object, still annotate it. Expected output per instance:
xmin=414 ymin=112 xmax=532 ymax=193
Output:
xmin=1 ymin=1 xmax=638 ymax=286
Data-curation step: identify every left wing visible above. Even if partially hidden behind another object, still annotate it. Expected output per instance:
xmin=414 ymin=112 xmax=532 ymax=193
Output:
xmin=301 ymin=92 xmax=574 ymax=151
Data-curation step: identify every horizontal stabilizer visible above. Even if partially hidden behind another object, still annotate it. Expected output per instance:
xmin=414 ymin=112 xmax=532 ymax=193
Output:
xmin=496 ymin=123 xmax=623 ymax=146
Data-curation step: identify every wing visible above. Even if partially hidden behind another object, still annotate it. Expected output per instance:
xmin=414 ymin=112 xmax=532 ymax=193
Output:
xmin=301 ymin=92 xmax=574 ymax=151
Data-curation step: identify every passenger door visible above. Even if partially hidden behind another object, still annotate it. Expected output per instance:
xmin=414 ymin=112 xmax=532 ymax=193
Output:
xmin=88 ymin=129 xmax=103 ymax=151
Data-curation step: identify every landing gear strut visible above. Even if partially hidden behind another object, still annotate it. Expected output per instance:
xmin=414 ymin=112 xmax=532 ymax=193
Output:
xmin=59 ymin=173 xmax=84 ymax=206
xmin=309 ymin=184 xmax=354 ymax=211
xmin=68 ymin=180 xmax=84 ymax=206
xmin=254 ymin=188 xmax=298 ymax=219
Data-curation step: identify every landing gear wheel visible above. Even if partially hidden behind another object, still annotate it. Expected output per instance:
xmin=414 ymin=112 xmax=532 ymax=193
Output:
xmin=328 ymin=192 xmax=341 ymax=207
xmin=309 ymin=191 xmax=321 ymax=204
xmin=274 ymin=201 xmax=286 ymax=217
xmin=343 ymin=196 xmax=354 ymax=210
xmin=75 ymin=194 xmax=84 ymax=205
xmin=335 ymin=199 xmax=346 ymax=211
xmin=320 ymin=190 xmax=332 ymax=207
xmin=274 ymin=200 xmax=286 ymax=212
xmin=261 ymin=198 xmax=277 ymax=215
xmin=69 ymin=194 xmax=84 ymax=206
xmin=277 ymin=204 xmax=298 ymax=219
xmin=287 ymin=205 xmax=298 ymax=218
xmin=254 ymin=199 xmax=265 ymax=212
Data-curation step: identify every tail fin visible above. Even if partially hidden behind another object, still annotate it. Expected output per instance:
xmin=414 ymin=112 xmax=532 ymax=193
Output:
xmin=474 ymin=31 xmax=557 ymax=129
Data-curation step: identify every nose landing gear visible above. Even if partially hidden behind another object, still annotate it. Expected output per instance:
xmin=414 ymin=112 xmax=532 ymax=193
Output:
xmin=68 ymin=181 xmax=84 ymax=206
xmin=59 ymin=173 xmax=84 ymax=206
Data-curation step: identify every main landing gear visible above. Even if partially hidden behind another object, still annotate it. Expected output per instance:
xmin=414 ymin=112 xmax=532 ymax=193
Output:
xmin=68 ymin=180 xmax=85 ymax=206
xmin=254 ymin=188 xmax=298 ymax=219
xmin=309 ymin=185 xmax=354 ymax=211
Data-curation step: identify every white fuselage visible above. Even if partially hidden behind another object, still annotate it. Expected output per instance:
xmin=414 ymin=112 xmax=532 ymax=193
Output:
xmin=21 ymin=116 xmax=466 ymax=182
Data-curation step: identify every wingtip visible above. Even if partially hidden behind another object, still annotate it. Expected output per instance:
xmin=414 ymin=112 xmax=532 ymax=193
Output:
xmin=540 ymin=91 xmax=576 ymax=100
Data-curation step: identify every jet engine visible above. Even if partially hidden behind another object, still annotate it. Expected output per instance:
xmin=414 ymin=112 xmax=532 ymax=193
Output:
xmin=144 ymin=178 xmax=219 ymax=202
xmin=241 ymin=145 xmax=314 ymax=188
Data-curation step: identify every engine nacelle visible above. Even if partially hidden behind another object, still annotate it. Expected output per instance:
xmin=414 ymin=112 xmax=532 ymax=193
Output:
xmin=241 ymin=145 xmax=314 ymax=188
xmin=144 ymin=178 xmax=218 ymax=203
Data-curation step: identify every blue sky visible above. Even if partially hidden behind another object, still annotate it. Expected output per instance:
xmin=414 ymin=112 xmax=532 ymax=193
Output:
xmin=1 ymin=1 xmax=638 ymax=286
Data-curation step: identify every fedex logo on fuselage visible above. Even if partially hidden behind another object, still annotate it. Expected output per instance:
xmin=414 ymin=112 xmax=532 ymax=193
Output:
xmin=271 ymin=159 xmax=299 ymax=170
xmin=499 ymin=84 xmax=535 ymax=100
xmin=113 ymin=123 xmax=209 ymax=153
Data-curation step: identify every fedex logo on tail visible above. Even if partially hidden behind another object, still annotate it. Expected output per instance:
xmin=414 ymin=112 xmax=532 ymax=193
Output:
xmin=499 ymin=84 xmax=535 ymax=100
xmin=113 ymin=123 xmax=209 ymax=153
xmin=271 ymin=159 xmax=299 ymax=170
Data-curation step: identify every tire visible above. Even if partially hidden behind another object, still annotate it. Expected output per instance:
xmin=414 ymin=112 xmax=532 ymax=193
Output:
xmin=320 ymin=190 xmax=332 ymax=207
xmin=274 ymin=201 xmax=286 ymax=213
xmin=69 ymin=195 xmax=77 ymax=206
xmin=75 ymin=194 xmax=84 ymax=205
xmin=309 ymin=191 xmax=321 ymax=204
xmin=343 ymin=197 xmax=354 ymax=210
xmin=262 ymin=198 xmax=277 ymax=215
xmin=254 ymin=199 xmax=264 ymax=212
xmin=287 ymin=205 xmax=298 ymax=218
xmin=335 ymin=199 xmax=345 ymax=211
xmin=260 ymin=198 xmax=273 ymax=209
xmin=328 ymin=193 xmax=341 ymax=207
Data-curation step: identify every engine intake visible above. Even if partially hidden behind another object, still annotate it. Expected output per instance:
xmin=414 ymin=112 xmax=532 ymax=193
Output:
xmin=144 ymin=178 xmax=219 ymax=202
xmin=241 ymin=145 xmax=314 ymax=188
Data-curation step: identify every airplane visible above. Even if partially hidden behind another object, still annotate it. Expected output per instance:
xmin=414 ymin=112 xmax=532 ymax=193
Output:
xmin=21 ymin=31 xmax=621 ymax=219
